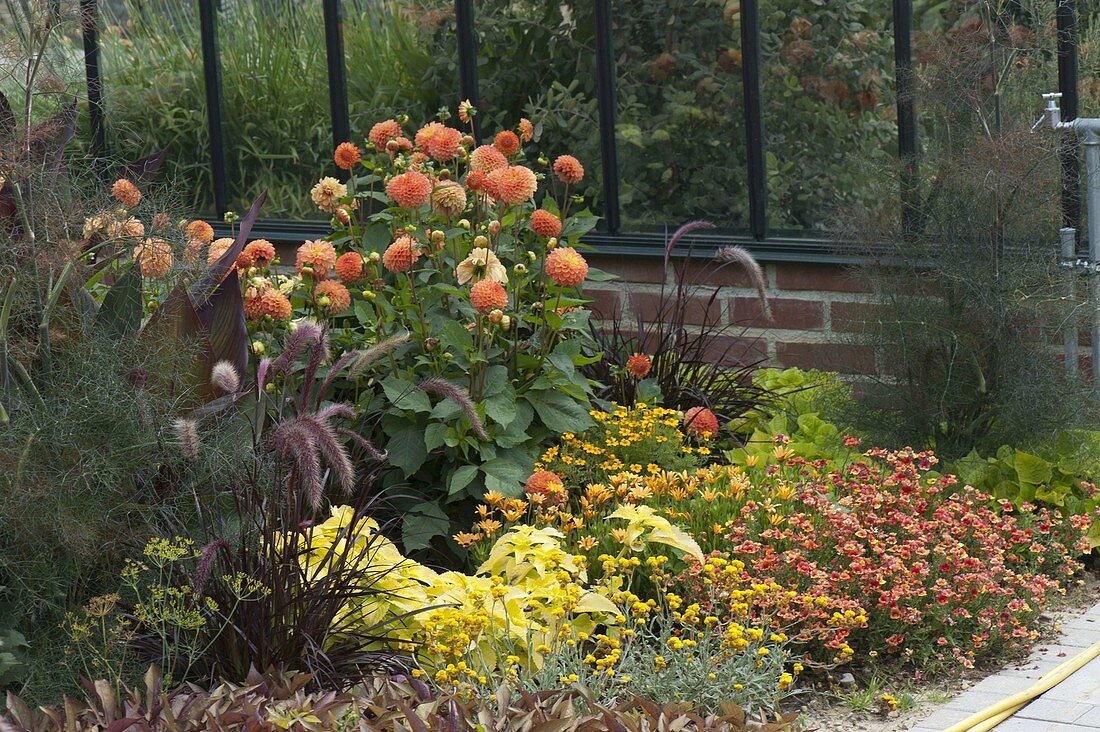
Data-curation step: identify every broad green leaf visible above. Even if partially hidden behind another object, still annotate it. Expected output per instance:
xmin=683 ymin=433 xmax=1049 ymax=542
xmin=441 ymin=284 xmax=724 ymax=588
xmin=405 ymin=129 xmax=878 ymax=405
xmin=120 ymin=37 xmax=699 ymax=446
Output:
xmin=448 ymin=464 xmax=479 ymax=497
xmin=94 ymin=263 xmax=142 ymax=339
xmin=387 ymin=424 xmax=427 ymax=476
xmin=382 ymin=376 xmax=432 ymax=413
xmin=402 ymin=502 xmax=451 ymax=552
xmin=1014 ymin=451 xmax=1052 ymax=487
xmin=526 ymin=389 xmax=594 ymax=434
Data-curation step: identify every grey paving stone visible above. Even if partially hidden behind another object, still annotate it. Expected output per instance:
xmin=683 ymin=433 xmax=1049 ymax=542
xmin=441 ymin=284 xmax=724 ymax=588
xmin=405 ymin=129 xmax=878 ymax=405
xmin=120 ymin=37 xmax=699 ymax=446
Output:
xmin=991 ymin=719 xmax=1098 ymax=731
xmin=1013 ymin=696 xmax=1099 ymax=724
xmin=914 ymin=705 xmax=980 ymax=729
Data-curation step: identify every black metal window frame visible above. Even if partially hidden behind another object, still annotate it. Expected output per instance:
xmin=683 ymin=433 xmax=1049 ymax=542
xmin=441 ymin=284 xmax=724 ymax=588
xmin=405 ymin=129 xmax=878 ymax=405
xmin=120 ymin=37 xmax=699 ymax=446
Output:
xmin=77 ymin=0 xmax=1082 ymax=264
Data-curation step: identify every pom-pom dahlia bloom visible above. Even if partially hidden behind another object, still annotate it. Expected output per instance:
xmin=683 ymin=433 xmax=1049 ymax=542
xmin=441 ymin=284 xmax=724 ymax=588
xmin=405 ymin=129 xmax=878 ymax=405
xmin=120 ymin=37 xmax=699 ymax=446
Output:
xmin=683 ymin=406 xmax=719 ymax=440
xmin=386 ymin=171 xmax=433 ymax=209
xmin=134 ymin=237 xmax=173 ymax=278
xmin=112 ymin=178 xmax=142 ymax=207
xmin=529 ymin=209 xmax=562 ymax=238
xmin=552 ymin=155 xmax=585 ymax=185
xmin=544 ymin=246 xmax=588 ymax=287
xmin=334 ymin=251 xmax=364 ymax=283
xmin=484 ymin=165 xmax=537 ymax=205
xmin=314 ymin=279 xmax=352 ymax=314
xmin=470 ymin=280 xmax=508 ymax=313
xmin=383 ymin=236 xmax=421 ymax=273
xmin=296 ymin=239 xmax=338 ymax=278
xmin=311 ymin=176 xmax=347 ymax=213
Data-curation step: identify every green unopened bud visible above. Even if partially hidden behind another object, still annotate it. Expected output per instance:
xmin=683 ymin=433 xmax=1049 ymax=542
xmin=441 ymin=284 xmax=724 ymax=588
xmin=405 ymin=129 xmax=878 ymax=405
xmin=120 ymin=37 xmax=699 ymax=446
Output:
xmin=431 ymin=229 xmax=446 ymax=243
xmin=474 ymin=235 xmax=489 ymax=248
xmin=404 ymin=224 xmax=417 ymax=233
xmin=362 ymin=290 xmax=376 ymax=301
xmin=458 ymin=218 xmax=471 ymax=230
xmin=223 ymin=211 xmax=239 ymax=224
xmin=397 ymin=113 xmax=410 ymax=125
xmin=537 ymin=154 xmax=550 ymax=166
xmin=514 ymin=263 xmax=527 ymax=275
xmin=527 ymin=250 xmax=537 ymax=262
xmin=317 ymin=295 xmax=332 ymax=308
xmin=368 ymin=251 xmax=381 ymax=263
xmin=145 ymin=299 xmax=158 ymax=312
xmin=265 ymin=382 xmax=276 ymax=393
xmin=251 ymin=340 xmax=265 ymax=355
xmin=500 ymin=315 xmax=511 ymax=329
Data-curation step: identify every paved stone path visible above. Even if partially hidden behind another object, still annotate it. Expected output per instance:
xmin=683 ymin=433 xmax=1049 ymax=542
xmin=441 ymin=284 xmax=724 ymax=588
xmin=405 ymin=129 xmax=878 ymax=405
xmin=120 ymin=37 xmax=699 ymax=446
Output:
xmin=911 ymin=601 xmax=1100 ymax=731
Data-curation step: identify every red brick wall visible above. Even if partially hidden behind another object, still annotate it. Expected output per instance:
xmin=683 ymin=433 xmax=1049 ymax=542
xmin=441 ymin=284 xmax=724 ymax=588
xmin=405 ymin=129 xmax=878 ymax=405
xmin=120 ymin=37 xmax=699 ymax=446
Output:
xmin=586 ymin=255 xmax=881 ymax=376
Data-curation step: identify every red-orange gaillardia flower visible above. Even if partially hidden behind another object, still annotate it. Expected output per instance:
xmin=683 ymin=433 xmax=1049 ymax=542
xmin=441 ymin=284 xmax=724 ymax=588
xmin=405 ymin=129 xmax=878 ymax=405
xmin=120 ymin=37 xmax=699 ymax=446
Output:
xmin=553 ymin=155 xmax=585 ymax=185
xmin=386 ymin=171 xmax=432 ymax=209
xmin=314 ymin=279 xmax=351 ymax=314
xmin=112 ymin=178 xmax=142 ymax=208
xmin=334 ymin=251 xmax=364 ymax=283
xmin=133 ymin=238 xmax=173 ymax=279
xmin=518 ymin=118 xmax=534 ymax=143
xmin=244 ymin=288 xmax=293 ymax=322
xmin=484 ymin=165 xmax=537 ymax=206
xmin=382 ymin=236 xmax=421 ymax=273
xmin=545 ymin=246 xmax=588 ymax=287
xmin=415 ymin=122 xmax=463 ymax=162
xmin=242 ymin=239 xmax=276 ymax=268
xmin=683 ymin=406 xmax=719 ymax=440
xmin=529 ymin=209 xmax=562 ymax=238
xmin=627 ymin=353 xmax=653 ymax=379
xmin=185 ymin=220 xmax=215 ymax=244
xmin=469 ymin=144 xmax=508 ymax=173
xmin=368 ymin=119 xmax=402 ymax=148
xmin=524 ymin=470 xmax=567 ymax=506
xmin=334 ymin=142 xmax=362 ymax=170
xmin=296 ymin=239 xmax=338 ymax=278
xmin=494 ymin=130 xmax=521 ymax=156
xmin=470 ymin=280 xmax=508 ymax=313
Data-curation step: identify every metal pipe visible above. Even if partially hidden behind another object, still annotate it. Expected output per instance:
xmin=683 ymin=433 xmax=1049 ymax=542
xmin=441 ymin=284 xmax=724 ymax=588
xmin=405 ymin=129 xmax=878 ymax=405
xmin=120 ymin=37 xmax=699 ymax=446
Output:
xmin=893 ymin=0 xmax=918 ymax=234
xmin=454 ymin=0 xmax=479 ymax=142
xmin=322 ymin=0 xmax=351 ymax=160
xmin=593 ymin=0 xmax=621 ymax=234
xmin=79 ymin=0 xmax=106 ymax=161
xmin=198 ymin=0 xmax=228 ymax=216
xmin=1087 ymin=130 xmax=1100 ymax=390
xmin=739 ymin=0 xmax=767 ymax=239
xmin=1062 ymin=226 xmax=1078 ymax=378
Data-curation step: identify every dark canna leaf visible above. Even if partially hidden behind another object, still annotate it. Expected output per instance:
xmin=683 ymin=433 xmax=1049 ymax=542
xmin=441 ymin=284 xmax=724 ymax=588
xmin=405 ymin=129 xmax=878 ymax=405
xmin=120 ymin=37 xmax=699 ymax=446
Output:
xmin=123 ymin=147 xmax=169 ymax=183
xmin=94 ymin=262 xmax=143 ymax=340
xmin=190 ymin=191 xmax=267 ymax=306
xmin=197 ymin=269 xmax=249 ymax=378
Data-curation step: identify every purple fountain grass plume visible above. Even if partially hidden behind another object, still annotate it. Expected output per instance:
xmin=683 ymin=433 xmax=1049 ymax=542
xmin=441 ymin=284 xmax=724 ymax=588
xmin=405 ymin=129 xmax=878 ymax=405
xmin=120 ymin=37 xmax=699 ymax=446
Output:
xmin=716 ymin=245 xmax=772 ymax=321
xmin=299 ymin=328 xmax=332 ymax=410
xmin=210 ymin=360 xmax=241 ymax=395
xmin=271 ymin=322 xmax=323 ymax=375
xmin=664 ymin=220 xmax=716 ymax=270
xmin=295 ymin=416 xmax=355 ymax=496
xmin=272 ymin=419 xmax=323 ymax=508
xmin=194 ymin=538 xmax=228 ymax=597
xmin=256 ymin=357 xmax=273 ymax=395
xmin=338 ymin=428 xmax=388 ymax=462
xmin=414 ymin=378 xmax=488 ymax=440
xmin=315 ymin=349 xmax=364 ymax=410
xmin=348 ymin=333 xmax=411 ymax=378
xmin=173 ymin=417 xmax=200 ymax=461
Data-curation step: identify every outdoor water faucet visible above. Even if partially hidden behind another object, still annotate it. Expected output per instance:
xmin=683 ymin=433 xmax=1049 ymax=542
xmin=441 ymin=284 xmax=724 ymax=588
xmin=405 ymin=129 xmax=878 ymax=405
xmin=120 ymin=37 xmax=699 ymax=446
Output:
xmin=1032 ymin=92 xmax=1064 ymax=133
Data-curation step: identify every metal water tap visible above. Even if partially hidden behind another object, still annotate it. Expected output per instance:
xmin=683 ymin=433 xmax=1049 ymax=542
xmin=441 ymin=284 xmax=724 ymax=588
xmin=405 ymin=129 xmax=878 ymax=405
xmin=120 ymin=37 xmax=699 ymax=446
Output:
xmin=1032 ymin=92 xmax=1063 ymax=132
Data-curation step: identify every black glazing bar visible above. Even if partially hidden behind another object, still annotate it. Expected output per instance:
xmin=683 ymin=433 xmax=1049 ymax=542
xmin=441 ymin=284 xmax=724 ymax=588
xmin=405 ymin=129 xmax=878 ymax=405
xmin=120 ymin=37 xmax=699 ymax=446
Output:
xmin=739 ymin=0 xmax=767 ymax=239
xmin=454 ymin=0 xmax=480 ymax=141
xmin=79 ymin=0 xmax=106 ymax=160
xmin=1058 ymin=0 xmax=1080 ymax=234
xmin=198 ymin=0 xmax=228 ymax=216
xmin=594 ymin=0 xmax=621 ymax=233
xmin=323 ymin=0 xmax=351 ymax=159
xmin=892 ymin=0 xmax=918 ymax=233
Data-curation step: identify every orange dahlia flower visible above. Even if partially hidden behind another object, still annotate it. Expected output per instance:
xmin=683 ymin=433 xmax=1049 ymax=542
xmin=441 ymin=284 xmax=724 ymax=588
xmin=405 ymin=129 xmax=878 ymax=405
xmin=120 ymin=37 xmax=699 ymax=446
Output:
xmin=518 ymin=118 xmax=534 ymax=142
xmin=112 ymin=178 xmax=141 ymax=208
xmin=484 ymin=165 xmax=537 ymax=205
xmin=311 ymin=176 xmax=347 ymax=213
xmin=469 ymin=144 xmax=508 ymax=173
xmin=334 ymin=251 xmax=364 ymax=283
xmin=494 ymin=130 xmax=520 ymax=156
xmin=552 ymin=155 xmax=585 ymax=185
xmin=185 ymin=220 xmax=215 ymax=244
xmin=314 ymin=279 xmax=351 ymax=314
xmin=415 ymin=122 xmax=463 ymax=162
xmin=470 ymin=280 xmax=508 ymax=313
xmin=382 ymin=236 xmax=421 ymax=273
xmin=524 ymin=470 xmax=567 ymax=506
xmin=529 ymin=209 xmax=562 ymax=238
xmin=386 ymin=171 xmax=432 ymax=209
xmin=683 ymin=406 xmax=719 ymax=440
xmin=296 ymin=239 xmax=337 ymax=278
xmin=368 ymin=119 xmax=402 ymax=148
xmin=241 ymin=239 xmax=276 ymax=268
xmin=545 ymin=246 xmax=588 ymax=287
xmin=133 ymin=238 xmax=172 ymax=279
xmin=244 ymin=288 xmax=293 ymax=322
xmin=431 ymin=181 xmax=468 ymax=217
xmin=626 ymin=353 xmax=653 ymax=379
xmin=334 ymin=142 xmax=362 ymax=170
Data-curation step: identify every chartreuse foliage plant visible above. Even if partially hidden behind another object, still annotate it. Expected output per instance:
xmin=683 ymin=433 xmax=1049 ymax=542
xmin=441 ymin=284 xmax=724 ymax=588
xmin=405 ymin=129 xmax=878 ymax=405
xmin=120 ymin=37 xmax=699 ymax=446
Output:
xmin=207 ymin=111 xmax=605 ymax=550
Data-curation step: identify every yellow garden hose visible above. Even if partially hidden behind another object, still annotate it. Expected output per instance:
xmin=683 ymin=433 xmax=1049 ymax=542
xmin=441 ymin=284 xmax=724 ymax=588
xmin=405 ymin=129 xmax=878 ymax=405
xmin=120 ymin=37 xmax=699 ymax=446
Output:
xmin=943 ymin=640 xmax=1100 ymax=732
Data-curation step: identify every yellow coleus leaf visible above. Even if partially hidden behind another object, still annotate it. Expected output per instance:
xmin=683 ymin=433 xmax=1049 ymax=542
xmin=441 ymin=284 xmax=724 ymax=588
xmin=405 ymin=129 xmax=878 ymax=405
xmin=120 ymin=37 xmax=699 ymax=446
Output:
xmin=607 ymin=505 xmax=703 ymax=562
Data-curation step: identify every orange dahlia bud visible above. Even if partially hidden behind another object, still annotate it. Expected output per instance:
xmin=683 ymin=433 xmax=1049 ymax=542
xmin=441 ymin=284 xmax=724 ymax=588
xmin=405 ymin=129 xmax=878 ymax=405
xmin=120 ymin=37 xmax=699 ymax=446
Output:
xmin=112 ymin=178 xmax=141 ymax=208
xmin=368 ymin=119 xmax=402 ymax=148
xmin=335 ymin=205 xmax=353 ymax=225
xmin=525 ymin=470 xmax=567 ymax=506
xmin=484 ymin=165 xmax=538 ymax=205
xmin=334 ymin=251 xmax=364 ymax=283
xmin=185 ymin=219 xmax=215 ymax=244
xmin=518 ymin=118 xmax=534 ymax=142
xmin=244 ymin=288 xmax=293 ymax=321
xmin=683 ymin=406 xmax=719 ymax=440
xmin=382 ymin=236 xmax=421 ymax=273
xmin=296 ymin=239 xmax=338 ymax=278
xmin=494 ymin=130 xmax=521 ymax=156
xmin=529 ymin=209 xmax=562 ymax=238
xmin=334 ymin=141 xmax=362 ymax=170
xmin=470 ymin=279 xmax=508 ymax=313
xmin=458 ymin=99 xmax=476 ymax=124
xmin=627 ymin=353 xmax=653 ymax=379
xmin=133 ymin=237 xmax=173 ymax=279
xmin=314 ymin=279 xmax=352 ymax=314
xmin=469 ymin=144 xmax=508 ymax=173
xmin=242 ymin=239 xmax=276 ymax=268
xmin=545 ymin=246 xmax=588 ymax=287
xmin=415 ymin=122 xmax=463 ymax=162
xmin=552 ymin=155 xmax=585 ymax=185
xmin=431 ymin=181 xmax=468 ymax=217
xmin=386 ymin=170 xmax=432 ymax=209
